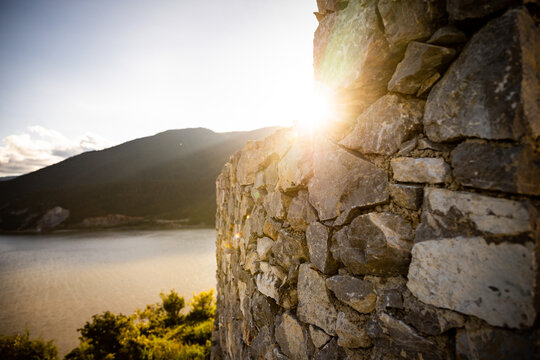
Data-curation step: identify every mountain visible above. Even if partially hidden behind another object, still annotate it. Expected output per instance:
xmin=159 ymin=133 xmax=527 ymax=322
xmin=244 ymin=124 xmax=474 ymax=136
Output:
xmin=0 ymin=127 xmax=279 ymax=231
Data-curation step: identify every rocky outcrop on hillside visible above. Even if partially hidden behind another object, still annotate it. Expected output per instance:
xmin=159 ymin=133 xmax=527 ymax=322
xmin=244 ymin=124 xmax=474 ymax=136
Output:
xmin=212 ymin=1 xmax=539 ymax=359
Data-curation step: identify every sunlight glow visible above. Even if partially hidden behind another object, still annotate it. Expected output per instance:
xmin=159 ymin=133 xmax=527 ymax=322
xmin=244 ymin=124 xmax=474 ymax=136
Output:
xmin=293 ymin=82 xmax=337 ymax=135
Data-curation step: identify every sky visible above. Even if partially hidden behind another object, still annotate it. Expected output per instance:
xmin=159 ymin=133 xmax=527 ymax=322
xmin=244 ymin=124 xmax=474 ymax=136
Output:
xmin=0 ymin=0 xmax=319 ymax=176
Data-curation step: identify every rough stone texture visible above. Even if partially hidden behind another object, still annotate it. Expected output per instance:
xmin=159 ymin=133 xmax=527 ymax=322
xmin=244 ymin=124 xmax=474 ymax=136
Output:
xmin=309 ymin=325 xmax=331 ymax=349
xmin=378 ymin=0 xmax=445 ymax=49
xmin=307 ymin=222 xmax=339 ymax=274
xmin=407 ymin=237 xmax=536 ymax=328
xmin=336 ymin=311 xmax=372 ymax=348
xmin=415 ymin=188 xmax=534 ymax=242
xmin=427 ymin=25 xmax=467 ymax=45
xmin=447 ymin=0 xmax=521 ymax=21
xmin=331 ymin=212 xmax=413 ymax=276
xmin=452 ymin=142 xmax=540 ymax=195
xmin=308 ymin=139 xmax=389 ymax=221
xmin=314 ymin=0 xmax=403 ymax=113
xmin=275 ymin=312 xmax=313 ymax=360
xmin=366 ymin=313 xmax=444 ymax=360
xmin=263 ymin=190 xmax=291 ymax=220
xmin=257 ymin=237 xmax=274 ymax=261
xmin=402 ymin=290 xmax=465 ymax=336
xmin=391 ymin=157 xmax=451 ymax=184
xmin=456 ymin=322 xmax=535 ymax=360
xmin=314 ymin=338 xmax=339 ymax=360
xmin=389 ymin=184 xmax=423 ymax=210
xmin=424 ymin=8 xmax=540 ymax=141
xmin=256 ymin=262 xmax=285 ymax=302
xmin=213 ymin=2 xmax=540 ymax=359
xmin=388 ymin=42 xmax=456 ymax=95
xmin=326 ymin=275 xmax=376 ymax=314
xmin=297 ymin=263 xmax=338 ymax=335
xmin=339 ymin=94 xmax=424 ymax=155
xmin=287 ymin=190 xmax=318 ymax=231
xmin=278 ymin=140 xmax=313 ymax=191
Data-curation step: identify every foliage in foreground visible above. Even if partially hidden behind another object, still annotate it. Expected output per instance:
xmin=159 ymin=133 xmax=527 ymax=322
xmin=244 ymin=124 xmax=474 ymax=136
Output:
xmin=65 ymin=289 xmax=215 ymax=360
xmin=0 ymin=330 xmax=59 ymax=360
xmin=0 ymin=289 xmax=215 ymax=360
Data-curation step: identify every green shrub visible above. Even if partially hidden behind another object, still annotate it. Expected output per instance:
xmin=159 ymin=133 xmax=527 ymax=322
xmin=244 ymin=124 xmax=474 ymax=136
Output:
xmin=0 ymin=330 xmax=59 ymax=360
xmin=66 ymin=289 xmax=215 ymax=360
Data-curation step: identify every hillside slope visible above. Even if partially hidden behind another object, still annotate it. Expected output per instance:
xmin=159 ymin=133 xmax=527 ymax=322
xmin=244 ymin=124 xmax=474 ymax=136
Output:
xmin=0 ymin=127 xmax=278 ymax=231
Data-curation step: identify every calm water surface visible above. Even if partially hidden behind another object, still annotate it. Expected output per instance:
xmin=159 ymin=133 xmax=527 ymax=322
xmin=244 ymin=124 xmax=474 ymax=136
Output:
xmin=0 ymin=229 xmax=216 ymax=355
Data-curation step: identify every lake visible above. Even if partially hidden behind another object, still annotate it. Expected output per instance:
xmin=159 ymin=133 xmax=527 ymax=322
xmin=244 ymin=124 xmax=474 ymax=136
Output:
xmin=0 ymin=229 xmax=217 ymax=355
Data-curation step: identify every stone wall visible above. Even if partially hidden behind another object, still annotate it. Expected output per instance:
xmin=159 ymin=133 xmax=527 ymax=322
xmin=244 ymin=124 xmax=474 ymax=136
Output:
xmin=212 ymin=1 xmax=540 ymax=359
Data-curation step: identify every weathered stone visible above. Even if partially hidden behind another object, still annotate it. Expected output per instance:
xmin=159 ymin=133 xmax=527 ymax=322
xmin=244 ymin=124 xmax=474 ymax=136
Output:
xmin=307 ymin=222 xmax=339 ymax=274
xmin=243 ymin=250 xmax=259 ymax=275
xmin=278 ymin=140 xmax=313 ymax=191
xmin=287 ymin=190 xmax=318 ymax=231
xmin=250 ymin=327 xmax=275 ymax=360
xmin=314 ymin=338 xmax=339 ymax=360
xmin=309 ymin=325 xmax=331 ymax=349
xmin=275 ymin=312 xmax=313 ymax=360
xmin=263 ymin=190 xmax=292 ymax=220
xmin=273 ymin=229 xmax=308 ymax=270
xmin=336 ymin=311 xmax=372 ymax=349
xmin=263 ymin=218 xmax=282 ymax=240
xmin=308 ymin=139 xmax=389 ymax=221
xmin=378 ymin=0 xmax=445 ymax=48
xmin=314 ymin=0 xmax=402 ymax=110
xmin=297 ymin=263 xmax=338 ymax=335
xmin=331 ymin=212 xmax=413 ymax=276
xmin=237 ymin=141 xmax=275 ymax=185
xmin=256 ymin=161 xmax=279 ymax=190
xmin=366 ymin=313 xmax=444 ymax=360
xmin=396 ymin=137 xmax=417 ymax=156
xmin=316 ymin=0 xmax=348 ymax=14
xmin=391 ymin=157 xmax=451 ymax=184
xmin=407 ymin=237 xmax=536 ymax=328
xmin=417 ymin=138 xmax=452 ymax=152
xmin=256 ymin=262 xmax=285 ymax=302
xmin=447 ymin=0 xmax=521 ymax=21
xmin=427 ymin=25 xmax=467 ymax=45
xmin=415 ymin=188 xmax=534 ymax=242
xmin=252 ymin=291 xmax=279 ymax=330
xmin=257 ymin=237 xmax=274 ymax=261
xmin=388 ymin=42 xmax=456 ymax=95
xmin=389 ymin=184 xmax=423 ymax=210
xmin=326 ymin=275 xmax=376 ymax=314
xmin=402 ymin=290 xmax=465 ymax=336
xmin=339 ymin=94 xmax=424 ymax=155
xmin=456 ymin=322 xmax=535 ymax=360
xmin=416 ymin=72 xmax=441 ymax=97
xmin=452 ymin=142 xmax=540 ymax=196
xmin=424 ymin=9 xmax=540 ymax=141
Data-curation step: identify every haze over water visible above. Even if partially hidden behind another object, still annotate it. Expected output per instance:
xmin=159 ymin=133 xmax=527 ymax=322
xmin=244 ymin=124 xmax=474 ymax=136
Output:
xmin=0 ymin=229 xmax=216 ymax=355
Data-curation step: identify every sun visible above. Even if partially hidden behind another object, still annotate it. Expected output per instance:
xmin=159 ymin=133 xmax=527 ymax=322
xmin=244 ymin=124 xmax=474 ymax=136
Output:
xmin=293 ymin=82 xmax=337 ymax=135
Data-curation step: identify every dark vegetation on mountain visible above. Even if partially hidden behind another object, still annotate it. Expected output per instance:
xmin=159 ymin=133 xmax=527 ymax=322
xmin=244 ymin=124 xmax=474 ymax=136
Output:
xmin=0 ymin=127 xmax=278 ymax=231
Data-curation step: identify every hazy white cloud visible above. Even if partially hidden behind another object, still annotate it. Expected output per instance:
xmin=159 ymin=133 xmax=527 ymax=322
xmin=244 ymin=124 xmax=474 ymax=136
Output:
xmin=0 ymin=126 xmax=110 ymax=176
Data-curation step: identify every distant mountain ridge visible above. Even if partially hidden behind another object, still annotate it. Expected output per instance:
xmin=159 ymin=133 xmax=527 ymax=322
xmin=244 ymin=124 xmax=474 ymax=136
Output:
xmin=0 ymin=127 xmax=279 ymax=231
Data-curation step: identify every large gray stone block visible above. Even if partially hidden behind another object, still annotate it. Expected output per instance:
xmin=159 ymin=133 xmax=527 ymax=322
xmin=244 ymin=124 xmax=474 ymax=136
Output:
xmin=452 ymin=142 xmax=540 ymax=196
xmin=339 ymin=94 xmax=424 ymax=155
xmin=415 ymin=188 xmax=534 ymax=242
xmin=424 ymin=8 xmax=540 ymax=141
xmin=388 ymin=41 xmax=456 ymax=95
xmin=297 ymin=263 xmax=338 ymax=335
xmin=407 ymin=237 xmax=536 ymax=328
xmin=331 ymin=212 xmax=413 ymax=276
xmin=378 ymin=0 xmax=445 ymax=49
xmin=308 ymin=139 xmax=388 ymax=221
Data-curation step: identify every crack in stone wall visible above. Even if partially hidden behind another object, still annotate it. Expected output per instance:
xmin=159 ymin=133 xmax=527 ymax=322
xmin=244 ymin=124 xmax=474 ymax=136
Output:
xmin=212 ymin=1 xmax=540 ymax=359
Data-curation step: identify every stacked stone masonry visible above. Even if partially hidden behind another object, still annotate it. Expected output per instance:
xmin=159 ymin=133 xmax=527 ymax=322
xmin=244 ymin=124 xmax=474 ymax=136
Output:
xmin=212 ymin=1 xmax=540 ymax=359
